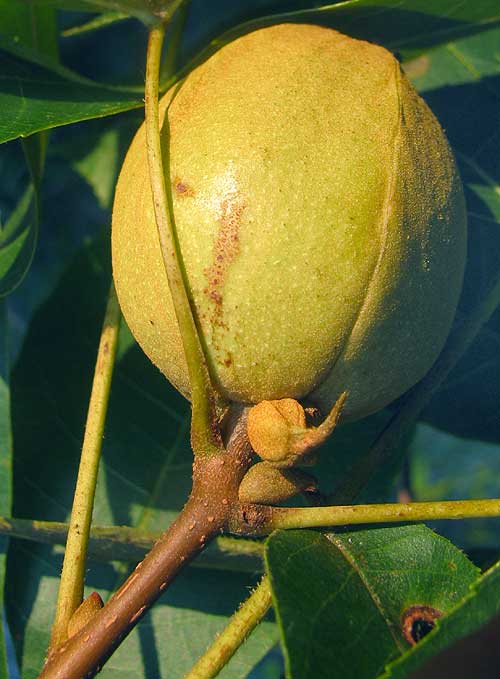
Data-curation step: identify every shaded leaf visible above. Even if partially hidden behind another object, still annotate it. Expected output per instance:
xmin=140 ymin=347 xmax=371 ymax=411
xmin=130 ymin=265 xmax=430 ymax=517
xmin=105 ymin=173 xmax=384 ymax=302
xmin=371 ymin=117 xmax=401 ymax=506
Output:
xmin=22 ymin=134 xmax=48 ymax=195
xmin=16 ymin=0 xmax=98 ymax=11
xmin=408 ymin=26 xmax=500 ymax=442
xmin=0 ymin=33 xmax=142 ymax=145
xmin=409 ymin=423 xmax=500 ymax=550
xmin=61 ymin=11 xmax=130 ymax=38
xmin=381 ymin=560 xmax=500 ymax=679
xmin=0 ymin=29 xmax=105 ymax=83
xmin=0 ymin=0 xmax=58 ymax=59
xmin=0 ymin=0 xmax=59 ymax=295
xmin=25 ymin=0 xmax=187 ymax=25
xmin=0 ymin=184 xmax=37 ymax=297
xmin=2 ymin=0 xmax=59 ymax=182
xmin=1 ymin=24 xmax=113 ymax=346
xmin=180 ymin=0 xmax=500 ymax=79
xmin=0 ymin=303 xmax=13 ymax=679
xmin=68 ymin=121 xmax=133 ymax=209
xmin=0 ymin=516 xmax=265 ymax=571
xmin=313 ymin=407 xmax=418 ymax=505
xmin=266 ymin=527 xmax=478 ymax=679
xmin=6 ymin=236 xmax=277 ymax=679
xmin=4 ymin=142 xmax=111 ymax=362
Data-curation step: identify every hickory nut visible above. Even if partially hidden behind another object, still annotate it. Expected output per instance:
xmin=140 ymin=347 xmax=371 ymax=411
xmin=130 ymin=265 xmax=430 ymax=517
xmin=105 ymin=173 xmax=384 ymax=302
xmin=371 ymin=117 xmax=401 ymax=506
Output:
xmin=112 ymin=23 xmax=467 ymax=421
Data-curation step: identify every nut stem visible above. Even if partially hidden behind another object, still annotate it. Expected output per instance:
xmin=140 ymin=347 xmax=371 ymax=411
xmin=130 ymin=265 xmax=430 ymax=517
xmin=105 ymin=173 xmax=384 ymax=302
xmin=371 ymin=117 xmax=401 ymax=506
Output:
xmin=143 ymin=22 xmax=222 ymax=458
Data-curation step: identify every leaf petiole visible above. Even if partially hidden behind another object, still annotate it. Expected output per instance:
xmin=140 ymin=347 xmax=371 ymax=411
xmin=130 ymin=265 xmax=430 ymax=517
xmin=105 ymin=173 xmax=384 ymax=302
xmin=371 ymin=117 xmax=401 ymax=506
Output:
xmin=49 ymin=283 xmax=121 ymax=649
xmin=144 ymin=22 xmax=222 ymax=458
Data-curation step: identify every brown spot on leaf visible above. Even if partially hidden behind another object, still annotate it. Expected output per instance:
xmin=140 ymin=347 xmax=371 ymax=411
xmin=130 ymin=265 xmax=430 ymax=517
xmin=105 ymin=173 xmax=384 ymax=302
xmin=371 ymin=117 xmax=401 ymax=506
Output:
xmin=402 ymin=605 xmax=443 ymax=646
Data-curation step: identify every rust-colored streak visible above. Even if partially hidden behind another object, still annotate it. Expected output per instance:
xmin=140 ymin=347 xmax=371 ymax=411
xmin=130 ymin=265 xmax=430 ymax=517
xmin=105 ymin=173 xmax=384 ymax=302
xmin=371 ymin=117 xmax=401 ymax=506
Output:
xmin=173 ymin=177 xmax=195 ymax=197
xmin=203 ymin=191 xmax=246 ymax=329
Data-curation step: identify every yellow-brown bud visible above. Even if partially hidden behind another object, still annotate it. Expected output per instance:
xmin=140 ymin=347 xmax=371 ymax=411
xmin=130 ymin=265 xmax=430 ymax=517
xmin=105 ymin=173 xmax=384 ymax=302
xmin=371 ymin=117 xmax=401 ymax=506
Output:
xmin=247 ymin=398 xmax=306 ymax=463
xmin=238 ymin=461 xmax=317 ymax=505
xmin=67 ymin=591 xmax=104 ymax=639
xmin=247 ymin=392 xmax=347 ymax=467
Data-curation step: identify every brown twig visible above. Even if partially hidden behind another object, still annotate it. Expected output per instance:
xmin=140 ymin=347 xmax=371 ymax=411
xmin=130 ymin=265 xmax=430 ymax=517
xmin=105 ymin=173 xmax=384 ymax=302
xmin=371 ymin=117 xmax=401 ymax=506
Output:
xmin=38 ymin=409 xmax=253 ymax=679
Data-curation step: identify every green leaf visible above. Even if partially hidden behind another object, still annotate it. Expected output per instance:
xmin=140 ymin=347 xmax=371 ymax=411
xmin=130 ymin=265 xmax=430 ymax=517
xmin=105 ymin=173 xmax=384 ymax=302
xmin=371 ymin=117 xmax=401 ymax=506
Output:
xmin=182 ymin=0 xmax=500 ymax=76
xmin=61 ymin=11 xmax=130 ymax=38
xmin=0 ymin=186 xmax=37 ymax=296
xmin=265 ymin=526 xmax=479 ymax=679
xmin=21 ymin=0 xmax=188 ymax=24
xmin=380 ymin=560 xmax=500 ymax=679
xmin=0 ymin=33 xmax=143 ymax=145
xmin=68 ymin=120 xmax=137 ymax=209
xmin=0 ymin=0 xmax=58 ymax=59
xmin=4 ymin=134 xmax=112 ymax=360
xmin=0 ymin=1 xmax=59 ymax=295
xmin=6 ymin=236 xmax=277 ymax=678
xmin=15 ymin=0 xmax=96 ymax=13
xmin=0 ymin=303 xmax=13 ymax=679
xmin=409 ymin=424 xmax=500 ymax=551
xmin=22 ymin=133 xmax=48 ymax=194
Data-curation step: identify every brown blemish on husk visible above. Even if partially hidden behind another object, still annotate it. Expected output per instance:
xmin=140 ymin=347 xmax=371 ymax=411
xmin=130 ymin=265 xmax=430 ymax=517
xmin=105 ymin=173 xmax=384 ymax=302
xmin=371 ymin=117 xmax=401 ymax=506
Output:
xmin=204 ymin=192 xmax=245 ymax=321
xmin=173 ymin=177 xmax=195 ymax=197
xmin=202 ymin=186 xmax=246 ymax=367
